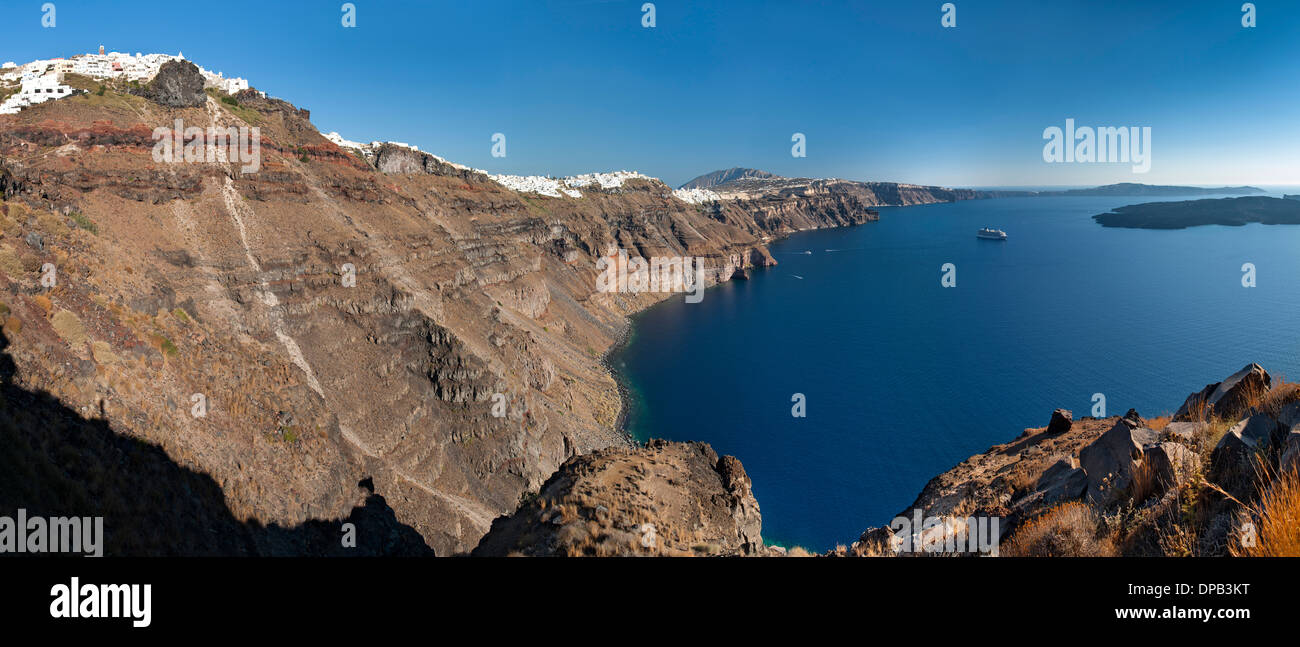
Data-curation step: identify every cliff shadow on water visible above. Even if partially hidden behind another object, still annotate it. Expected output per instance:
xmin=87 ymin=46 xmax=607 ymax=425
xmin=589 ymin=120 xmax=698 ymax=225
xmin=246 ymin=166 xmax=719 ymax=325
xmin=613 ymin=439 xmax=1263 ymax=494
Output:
xmin=0 ymin=331 xmax=435 ymax=557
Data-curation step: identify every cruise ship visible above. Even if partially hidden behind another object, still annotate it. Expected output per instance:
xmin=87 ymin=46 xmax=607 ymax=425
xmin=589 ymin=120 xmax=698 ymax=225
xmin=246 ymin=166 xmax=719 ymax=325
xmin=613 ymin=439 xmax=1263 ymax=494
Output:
xmin=977 ymin=227 xmax=1007 ymax=240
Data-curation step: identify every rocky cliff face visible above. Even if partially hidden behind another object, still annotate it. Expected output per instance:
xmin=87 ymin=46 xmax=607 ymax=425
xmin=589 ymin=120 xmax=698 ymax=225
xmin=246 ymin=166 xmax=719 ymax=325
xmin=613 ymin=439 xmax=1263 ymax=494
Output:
xmin=0 ymin=80 xmax=928 ymax=555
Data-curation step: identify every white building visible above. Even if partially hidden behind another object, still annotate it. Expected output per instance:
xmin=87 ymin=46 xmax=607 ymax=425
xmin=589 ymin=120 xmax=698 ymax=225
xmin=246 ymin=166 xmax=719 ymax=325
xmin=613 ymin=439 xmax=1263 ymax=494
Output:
xmin=0 ymin=75 xmax=76 ymax=115
xmin=0 ymin=49 xmax=256 ymax=115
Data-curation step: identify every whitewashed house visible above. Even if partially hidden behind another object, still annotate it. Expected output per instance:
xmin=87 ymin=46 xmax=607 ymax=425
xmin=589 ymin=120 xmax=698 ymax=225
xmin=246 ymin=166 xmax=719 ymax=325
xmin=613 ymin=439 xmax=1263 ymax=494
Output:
xmin=0 ymin=75 xmax=76 ymax=114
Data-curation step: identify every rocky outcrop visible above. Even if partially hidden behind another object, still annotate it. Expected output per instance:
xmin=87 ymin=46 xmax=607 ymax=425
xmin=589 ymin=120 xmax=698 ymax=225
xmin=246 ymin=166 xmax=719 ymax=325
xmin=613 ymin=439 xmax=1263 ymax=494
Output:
xmin=1173 ymin=363 xmax=1270 ymax=422
xmin=1045 ymin=408 xmax=1073 ymax=435
xmin=473 ymin=440 xmax=763 ymax=556
xmin=853 ymin=364 xmax=1298 ymax=557
xmin=1209 ymin=413 xmax=1282 ymax=498
xmin=142 ymin=60 xmax=207 ymax=108
xmin=1145 ymin=442 xmax=1198 ymax=492
xmin=1078 ymin=418 xmax=1160 ymax=506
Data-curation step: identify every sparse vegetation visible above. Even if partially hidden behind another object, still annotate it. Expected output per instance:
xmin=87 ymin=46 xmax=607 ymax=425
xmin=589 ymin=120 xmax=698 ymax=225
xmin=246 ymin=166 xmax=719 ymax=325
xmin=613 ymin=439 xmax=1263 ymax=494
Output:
xmin=0 ymin=247 xmax=23 ymax=277
xmin=69 ymin=210 xmax=98 ymax=234
xmin=1235 ymin=467 xmax=1300 ymax=556
xmin=50 ymin=310 xmax=88 ymax=349
xmin=37 ymin=212 xmax=69 ymax=236
xmin=150 ymin=333 xmax=179 ymax=358
xmin=1003 ymin=501 xmax=1117 ymax=556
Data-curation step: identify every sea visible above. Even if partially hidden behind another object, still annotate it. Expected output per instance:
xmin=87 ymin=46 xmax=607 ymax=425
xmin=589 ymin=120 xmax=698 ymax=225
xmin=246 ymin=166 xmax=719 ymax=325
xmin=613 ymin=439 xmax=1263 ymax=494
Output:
xmin=611 ymin=187 xmax=1300 ymax=551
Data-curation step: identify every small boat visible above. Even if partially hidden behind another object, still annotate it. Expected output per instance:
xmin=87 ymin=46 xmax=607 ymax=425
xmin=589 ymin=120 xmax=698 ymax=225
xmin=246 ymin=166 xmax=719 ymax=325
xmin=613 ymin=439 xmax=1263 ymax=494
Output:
xmin=977 ymin=227 xmax=1007 ymax=240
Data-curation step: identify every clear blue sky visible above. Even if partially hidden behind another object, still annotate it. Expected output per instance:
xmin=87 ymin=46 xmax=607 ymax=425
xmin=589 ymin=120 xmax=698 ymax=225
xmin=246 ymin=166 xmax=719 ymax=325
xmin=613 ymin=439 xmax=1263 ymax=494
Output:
xmin=3 ymin=0 xmax=1297 ymax=187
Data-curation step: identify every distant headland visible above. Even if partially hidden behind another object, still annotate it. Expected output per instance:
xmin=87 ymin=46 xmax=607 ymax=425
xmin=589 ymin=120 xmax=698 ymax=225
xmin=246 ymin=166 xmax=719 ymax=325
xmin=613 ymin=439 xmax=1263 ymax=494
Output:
xmin=1093 ymin=196 xmax=1300 ymax=229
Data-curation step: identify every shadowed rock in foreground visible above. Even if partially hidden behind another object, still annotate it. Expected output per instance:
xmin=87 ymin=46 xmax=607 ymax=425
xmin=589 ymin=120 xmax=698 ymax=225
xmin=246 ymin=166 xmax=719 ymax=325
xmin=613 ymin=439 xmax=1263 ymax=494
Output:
xmin=0 ymin=331 xmax=434 ymax=556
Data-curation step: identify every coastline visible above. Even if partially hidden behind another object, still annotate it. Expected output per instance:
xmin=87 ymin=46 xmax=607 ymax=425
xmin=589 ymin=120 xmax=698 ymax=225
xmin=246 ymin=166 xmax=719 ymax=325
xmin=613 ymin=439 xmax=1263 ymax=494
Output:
xmin=598 ymin=206 xmax=901 ymax=449
xmin=598 ymin=218 xmax=863 ymax=447
xmin=600 ymin=319 xmax=638 ymax=446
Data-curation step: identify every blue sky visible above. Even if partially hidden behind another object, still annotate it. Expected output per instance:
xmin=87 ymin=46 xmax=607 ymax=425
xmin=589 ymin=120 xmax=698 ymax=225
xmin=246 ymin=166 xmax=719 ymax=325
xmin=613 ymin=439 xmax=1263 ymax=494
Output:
xmin=3 ymin=0 xmax=1297 ymax=187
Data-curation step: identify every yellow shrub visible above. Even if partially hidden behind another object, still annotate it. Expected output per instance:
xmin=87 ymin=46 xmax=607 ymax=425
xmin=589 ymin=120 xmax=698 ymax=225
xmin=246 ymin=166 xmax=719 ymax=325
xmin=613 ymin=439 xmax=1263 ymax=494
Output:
xmin=1002 ymin=502 xmax=1117 ymax=557
xmin=1236 ymin=468 xmax=1300 ymax=557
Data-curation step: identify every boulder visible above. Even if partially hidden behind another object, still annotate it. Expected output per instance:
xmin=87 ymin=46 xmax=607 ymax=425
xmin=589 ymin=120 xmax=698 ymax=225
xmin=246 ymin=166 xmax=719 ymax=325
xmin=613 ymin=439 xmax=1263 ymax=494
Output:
xmin=1045 ymin=409 xmax=1073 ymax=435
xmin=1162 ymin=421 xmax=1205 ymax=444
xmin=1079 ymin=418 xmax=1160 ymax=506
xmin=1279 ymin=401 xmax=1300 ymax=430
xmin=1209 ymin=413 xmax=1282 ymax=498
xmin=1144 ymin=442 xmax=1199 ymax=490
xmin=1279 ymin=430 xmax=1300 ymax=476
xmin=145 ymin=60 xmax=207 ymax=108
xmin=1173 ymin=363 xmax=1271 ymax=422
xmin=851 ymin=525 xmax=899 ymax=556
xmin=1033 ymin=457 xmax=1088 ymax=503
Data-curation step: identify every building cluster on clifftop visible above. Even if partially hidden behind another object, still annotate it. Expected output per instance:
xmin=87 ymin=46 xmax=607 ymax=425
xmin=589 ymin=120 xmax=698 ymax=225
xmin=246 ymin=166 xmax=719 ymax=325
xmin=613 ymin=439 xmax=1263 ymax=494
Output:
xmin=0 ymin=47 xmax=250 ymax=115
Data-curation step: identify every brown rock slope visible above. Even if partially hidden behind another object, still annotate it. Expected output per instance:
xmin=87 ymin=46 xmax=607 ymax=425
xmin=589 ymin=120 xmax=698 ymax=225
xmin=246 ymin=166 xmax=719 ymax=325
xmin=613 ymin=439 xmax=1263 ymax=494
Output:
xmin=0 ymin=73 xmax=973 ymax=555
xmin=473 ymin=439 xmax=763 ymax=556
xmin=852 ymin=364 xmax=1300 ymax=557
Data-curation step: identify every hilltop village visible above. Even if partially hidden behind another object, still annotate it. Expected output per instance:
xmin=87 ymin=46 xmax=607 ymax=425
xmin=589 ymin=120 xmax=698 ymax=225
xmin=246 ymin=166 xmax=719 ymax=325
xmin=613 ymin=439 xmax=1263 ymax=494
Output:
xmin=2 ymin=48 xmax=718 ymax=203
xmin=0 ymin=46 xmax=248 ymax=114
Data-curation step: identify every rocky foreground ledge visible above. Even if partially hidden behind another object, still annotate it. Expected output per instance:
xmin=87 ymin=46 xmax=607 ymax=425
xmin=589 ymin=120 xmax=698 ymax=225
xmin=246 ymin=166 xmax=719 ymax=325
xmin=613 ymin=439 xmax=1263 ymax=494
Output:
xmin=478 ymin=363 xmax=1300 ymax=556
xmin=473 ymin=440 xmax=762 ymax=556
xmin=857 ymin=362 xmax=1300 ymax=557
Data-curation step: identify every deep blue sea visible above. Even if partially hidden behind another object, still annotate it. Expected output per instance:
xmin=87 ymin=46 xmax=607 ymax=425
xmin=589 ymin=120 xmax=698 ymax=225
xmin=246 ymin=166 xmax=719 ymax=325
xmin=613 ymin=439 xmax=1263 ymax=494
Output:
xmin=612 ymin=188 xmax=1300 ymax=551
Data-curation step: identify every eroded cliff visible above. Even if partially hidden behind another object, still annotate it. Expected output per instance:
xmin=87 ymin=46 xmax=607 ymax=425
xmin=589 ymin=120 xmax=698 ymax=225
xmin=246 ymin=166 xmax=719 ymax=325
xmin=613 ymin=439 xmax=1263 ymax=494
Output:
xmin=0 ymin=74 xmax=983 ymax=555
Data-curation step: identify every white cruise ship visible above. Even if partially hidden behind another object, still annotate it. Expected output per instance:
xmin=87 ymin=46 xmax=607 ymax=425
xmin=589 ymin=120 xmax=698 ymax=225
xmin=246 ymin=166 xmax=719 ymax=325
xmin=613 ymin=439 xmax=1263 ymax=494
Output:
xmin=977 ymin=227 xmax=1007 ymax=240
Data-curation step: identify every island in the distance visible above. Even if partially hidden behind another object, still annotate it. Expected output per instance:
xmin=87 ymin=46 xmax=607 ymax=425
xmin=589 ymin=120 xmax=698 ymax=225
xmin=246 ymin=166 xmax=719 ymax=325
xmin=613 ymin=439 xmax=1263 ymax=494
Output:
xmin=1048 ymin=182 xmax=1264 ymax=197
xmin=1092 ymin=196 xmax=1300 ymax=229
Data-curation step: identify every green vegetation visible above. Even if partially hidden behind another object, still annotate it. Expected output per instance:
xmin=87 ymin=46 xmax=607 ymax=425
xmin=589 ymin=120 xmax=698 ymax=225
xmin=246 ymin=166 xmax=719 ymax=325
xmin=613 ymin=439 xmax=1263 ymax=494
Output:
xmin=207 ymin=87 xmax=262 ymax=125
xmin=151 ymin=333 xmax=179 ymax=358
xmin=171 ymin=308 xmax=190 ymax=324
xmin=69 ymin=210 xmax=98 ymax=235
xmin=71 ymin=87 xmax=147 ymax=111
xmin=60 ymin=73 xmax=100 ymax=93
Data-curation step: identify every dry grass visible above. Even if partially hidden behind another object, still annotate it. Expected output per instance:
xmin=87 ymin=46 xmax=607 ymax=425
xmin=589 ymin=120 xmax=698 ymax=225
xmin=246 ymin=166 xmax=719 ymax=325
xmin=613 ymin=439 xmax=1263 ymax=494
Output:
xmin=1232 ymin=466 xmax=1300 ymax=557
xmin=1145 ymin=415 xmax=1170 ymax=431
xmin=1259 ymin=379 xmax=1300 ymax=419
xmin=1002 ymin=501 xmax=1117 ymax=557
xmin=0 ymin=246 xmax=23 ymax=277
xmin=1185 ymin=392 xmax=1211 ymax=422
xmin=51 ymin=310 xmax=87 ymax=349
xmin=1129 ymin=457 xmax=1162 ymax=505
